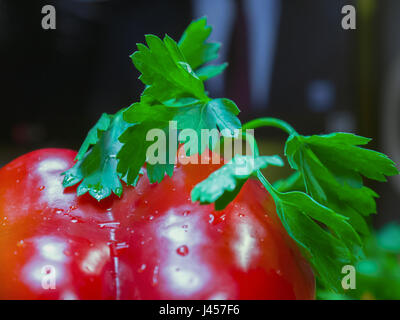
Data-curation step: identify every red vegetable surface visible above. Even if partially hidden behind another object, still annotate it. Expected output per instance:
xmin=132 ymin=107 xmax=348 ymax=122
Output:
xmin=0 ymin=149 xmax=315 ymax=299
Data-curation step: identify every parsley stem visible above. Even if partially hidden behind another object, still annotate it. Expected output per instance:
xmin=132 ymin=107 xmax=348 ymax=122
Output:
xmin=256 ymin=170 xmax=278 ymax=196
xmin=243 ymin=118 xmax=298 ymax=136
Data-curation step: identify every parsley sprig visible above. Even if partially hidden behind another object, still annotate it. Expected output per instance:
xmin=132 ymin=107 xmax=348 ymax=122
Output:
xmin=63 ymin=17 xmax=240 ymax=192
xmin=62 ymin=110 xmax=135 ymax=200
xmin=62 ymin=17 xmax=399 ymax=291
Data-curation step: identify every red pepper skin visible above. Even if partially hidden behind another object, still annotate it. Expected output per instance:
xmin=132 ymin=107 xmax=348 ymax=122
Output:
xmin=0 ymin=149 xmax=315 ymax=299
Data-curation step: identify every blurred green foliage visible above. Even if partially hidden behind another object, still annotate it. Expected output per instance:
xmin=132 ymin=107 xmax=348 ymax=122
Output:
xmin=317 ymin=223 xmax=400 ymax=300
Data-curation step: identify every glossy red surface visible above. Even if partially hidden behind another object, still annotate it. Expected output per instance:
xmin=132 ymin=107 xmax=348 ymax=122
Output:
xmin=0 ymin=149 xmax=315 ymax=299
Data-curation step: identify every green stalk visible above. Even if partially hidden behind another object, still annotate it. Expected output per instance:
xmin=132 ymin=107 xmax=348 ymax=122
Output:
xmin=243 ymin=117 xmax=298 ymax=136
xmin=256 ymin=170 xmax=278 ymax=197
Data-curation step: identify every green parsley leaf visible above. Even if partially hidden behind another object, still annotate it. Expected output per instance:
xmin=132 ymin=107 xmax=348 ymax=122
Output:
xmin=195 ymin=63 xmax=228 ymax=81
xmin=117 ymin=121 xmax=161 ymax=186
xmin=131 ymin=34 xmax=207 ymax=103
xmin=75 ymin=113 xmax=111 ymax=161
xmin=62 ymin=110 xmax=133 ymax=200
xmin=285 ymin=133 xmax=399 ymax=235
xmin=115 ymin=22 xmax=241 ymax=185
xmin=123 ymin=101 xmax=176 ymax=123
xmin=192 ymin=154 xmax=284 ymax=210
xmin=121 ymin=101 xmax=178 ymax=184
xmin=119 ymin=96 xmax=241 ymax=184
xmin=144 ymin=124 xmax=177 ymax=184
xmin=257 ymin=173 xmax=362 ymax=291
xmin=178 ymin=17 xmax=224 ymax=72
xmin=174 ymin=98 xmax=241 ymax=154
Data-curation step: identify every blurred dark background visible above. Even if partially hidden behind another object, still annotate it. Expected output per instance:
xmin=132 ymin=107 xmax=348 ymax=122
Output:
xmin=0 ymin=0 xmax=399 ymax=225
